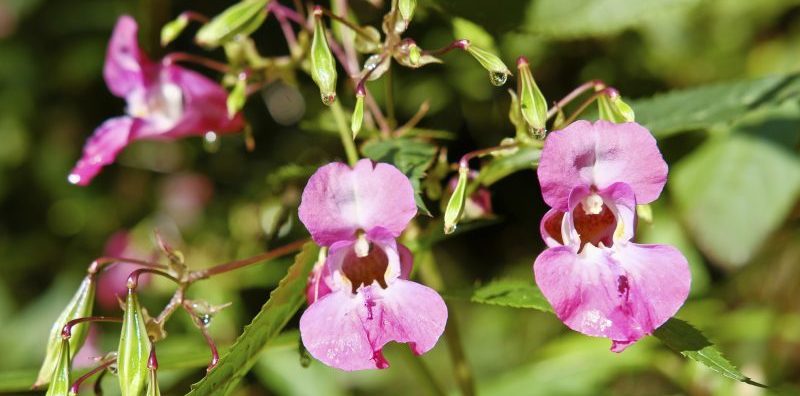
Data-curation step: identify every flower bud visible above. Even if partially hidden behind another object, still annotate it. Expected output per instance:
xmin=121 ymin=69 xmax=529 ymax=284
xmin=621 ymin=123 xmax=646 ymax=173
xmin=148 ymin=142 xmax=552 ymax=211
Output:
xmin=45 ymin=339 xmax=71 ymax=396
xmin=34 ymin=275 xmax=95 ymax=388
xmin=408 ymin=42 xmax=421 ymax=66
xmin=351 ymin=90 xmax=365 ymax=138
xmin=507 ymin=89 xmax=527 ymax=137
xmin=398 ymin=0 xmax=417 ymax=28
xmin=444 ymin=166 xmax=469 ymax=234
xmin=227 ymin=75 xmax=248 ymax=119
xmin=462 ymin=40 xmax=511 ymax=86
xmin=311 ymin=7 xmax=338 ymax=106
xmin=160 ymin=14 xmax=189 ymax=47
xmin=118 ymin=289 xmax=152 ymax=396
xmin=196 ymin=0 xmax=269 ymax=48
xmin=516 ymin=56 xmax=548 ymax=132
xmin=146 ymin=346 xmax=160 ymax=396
xmin=597 ymin=88 xmax=635 ymax=123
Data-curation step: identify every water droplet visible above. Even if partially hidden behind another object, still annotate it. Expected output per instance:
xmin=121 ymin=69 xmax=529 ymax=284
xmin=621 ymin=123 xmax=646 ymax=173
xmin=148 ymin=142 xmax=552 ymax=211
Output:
xmin=108 ymin=362 xmax=119 ymax=375
xmin=364 ymin=54 xmax=381 ymax=71
xmin=489 ymin=72 xmax=508 ymax=86
xmin=321 ymin=93 xmax=336 ymax=106
xmin=362 ymin=55 xmax=389 ymax=81
xmin=67 ymin=173 xmax=81 ymax=185
xmin=203 ymin=131 xmax=220 ymax=152
xmin=198 ymin=314 xmax=213 ymax=327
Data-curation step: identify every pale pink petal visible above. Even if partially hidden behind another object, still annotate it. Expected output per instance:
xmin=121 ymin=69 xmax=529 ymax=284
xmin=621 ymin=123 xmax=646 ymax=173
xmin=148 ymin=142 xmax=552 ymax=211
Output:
xmin=68 ymin=117 xmax=134 ymax=186
xmin=305 ymin=263 xmax=333 ymax=304
xmin=299 ymin=159 xmax=417 ymax=245
xmin=299 ymin=280 xmax=447 ymax=371
xmin=538 ymin=120 xmax=668 ymax=211
xmin=397 ymin=243 xmax=413 ymax=280
xmin=533 ymin=242 xmax=690 ymax=351
xmin=103 ymin=15 xmax=151 ymax=98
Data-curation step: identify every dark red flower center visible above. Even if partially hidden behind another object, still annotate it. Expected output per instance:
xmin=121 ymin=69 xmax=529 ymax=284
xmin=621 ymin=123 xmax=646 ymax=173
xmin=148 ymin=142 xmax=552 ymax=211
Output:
xmin=572 ymin=202 xmax=617 ymax=250
xmin=342 ymin=245 xmax=389 ymax=294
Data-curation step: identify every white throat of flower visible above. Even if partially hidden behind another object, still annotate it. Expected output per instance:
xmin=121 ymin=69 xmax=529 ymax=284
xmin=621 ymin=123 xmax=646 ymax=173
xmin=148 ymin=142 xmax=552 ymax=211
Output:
xmin=127 ymin=82 xmax=184 ymax=130
xmin=581 ymin=193 xmax=604 ymax=215
xmin=354 ymin=231 xmax=370 ymax=258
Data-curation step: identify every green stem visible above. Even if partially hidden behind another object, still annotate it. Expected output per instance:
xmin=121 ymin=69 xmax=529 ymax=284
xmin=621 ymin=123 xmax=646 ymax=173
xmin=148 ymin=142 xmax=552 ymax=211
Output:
xmin=417 ymin=250 xmax=476 ymax=396
xmin=330 ymin=100 xmax=359 ymax=165
xmin=398 ymin=347 xmax=446 ymax=396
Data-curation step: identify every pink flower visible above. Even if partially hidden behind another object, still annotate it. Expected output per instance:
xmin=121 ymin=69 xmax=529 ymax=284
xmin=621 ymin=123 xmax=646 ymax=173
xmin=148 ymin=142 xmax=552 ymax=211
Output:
xmin=298 ymin=159 xmax=447 ymax=371
xmin=68 ymin=15 xmax=243 ymax=186
xmin=97 ymin=231 xmax=151 ymax=310
xmin=534 ymin=120 xmax=690 ymax=352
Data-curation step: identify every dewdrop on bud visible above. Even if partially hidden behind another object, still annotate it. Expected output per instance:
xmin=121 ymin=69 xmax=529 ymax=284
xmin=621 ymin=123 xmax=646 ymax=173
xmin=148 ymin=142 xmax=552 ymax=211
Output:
xmin=461 ymin=40 xmax=511 ymax=86
xmin=444 ymin=166 xmax=469 ymax=234
xmin=597 ymin=88 xmax=635 ymax=123
xmin=34 ymin=275 xmax=95 ymax=389
xmin=351 ymin=90 xmax=365 ymax=139
xmin=118 ymin=289 xmax=151 ymax=396
xmin=311 ymin=6 xmax=338 ymax=106
xmin=516 ymin=56 xmax=548 ymax=132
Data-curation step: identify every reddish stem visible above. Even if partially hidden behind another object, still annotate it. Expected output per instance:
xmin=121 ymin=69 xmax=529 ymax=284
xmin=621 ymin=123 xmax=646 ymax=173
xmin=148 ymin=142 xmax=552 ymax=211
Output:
xmin=423 ymin=39 xmax=470 ymax=57
xmin=183 ymin=302 xmax=220 ymax=372
xmin=127 ymin=268 xmax=179 ymax=290
xmin=62 ymin=316 xmax=122 ymax=339
xmin=458 ymin=142 xmax=521 ymax=169
xmin=88 ymin=257 xmax=166 ymax=275
xmin=162 ymin=53 xmax=231 ymax=74
xmin=69 ymin=358 xmax=117 ymax=395
xmin=189 ymin=239 xmax=308 ymax=280
xmin=179 ymin=11 xmax=210 ymax=24
xmin=546 ymin=80 xmax=605 ymax=119
xmin=558 ymin=87 xmax=615 ymax=128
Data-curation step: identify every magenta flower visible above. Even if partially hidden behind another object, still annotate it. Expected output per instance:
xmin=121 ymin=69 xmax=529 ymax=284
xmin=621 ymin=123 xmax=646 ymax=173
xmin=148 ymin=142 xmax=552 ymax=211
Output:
xmin=68 ymin=15 xmax=243 ymax=186
xmin=534 ymin=120 xmax=691 ymax=352
xmin=298 ymin=159 xmax=447 ymax=371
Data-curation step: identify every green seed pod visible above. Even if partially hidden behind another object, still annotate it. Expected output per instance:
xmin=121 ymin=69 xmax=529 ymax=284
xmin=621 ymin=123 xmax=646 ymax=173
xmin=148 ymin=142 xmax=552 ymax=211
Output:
xmin=146 ymin=368 xmax=161 ymax=396
xmin=227 ymin=76 xmax=248 ymax=119
xmin=444 ymin=166 xmax=469 ymax=234
xmin=597 ymin=88 xmax=635 ymax=123
xmin=34 ymin=275 xmax=95 ymax=388
xmin=160 ymin=14 xmax=189 ymax=47
xmin=398 ymin=0 xmax=417 ymax=28
xmin=311 ymin=7 xmax=338 ymax=106
xmin=44 ymin=339 xmax=71 ymax=396
xmin=507 ymin=89 xmax=527 ymax=138
xmin=118 ymin=290 xmax=151 ymax=396
xmin=195 ymin=0 xmax=269 ymax=48
xmin=462 ymin=40 xmax=511 ymax=86
xmin=351 ymin=92 xmax=365 ymax=139
xmin=516 ymin=56 xmax=548 ymax=132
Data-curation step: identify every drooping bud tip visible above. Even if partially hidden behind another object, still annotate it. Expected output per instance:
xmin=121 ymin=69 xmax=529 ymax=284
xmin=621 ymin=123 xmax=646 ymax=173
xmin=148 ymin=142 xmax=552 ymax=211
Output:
xmin=516 ymin=55 xmax=529 ymax=67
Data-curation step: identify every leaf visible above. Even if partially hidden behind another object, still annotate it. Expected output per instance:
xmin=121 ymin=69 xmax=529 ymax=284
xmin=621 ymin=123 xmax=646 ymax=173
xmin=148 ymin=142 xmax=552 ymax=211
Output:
xmin=633 ymin=73 xmax=800 ymax=138
xmin=187 ymin=243 xmax=319 ymax=396
xmin=452 ymin=17 xmax=497 ymax=51
xmin=471 ymin=279 xmax=552 ymax=312
xmin=362 ymin=138 xmax=438 ymax=214
xmin=671 ymin=119 xmax=800 ymax=267
xmin=654 ymin=319 xmax=765 ymax=387
xmin=477 ymin=145 xmax=541 ymax=186
xmin=524 ymin=0 xmax=698 ymax=39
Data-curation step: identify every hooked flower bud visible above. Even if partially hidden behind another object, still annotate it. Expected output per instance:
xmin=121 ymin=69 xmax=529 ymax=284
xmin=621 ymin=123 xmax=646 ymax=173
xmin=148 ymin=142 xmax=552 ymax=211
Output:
xmin=160 ymin=13 xmax=189 ymax=47
xmin=311 ymin=6 xmax=338 ymax=105
xmin=443 ymin=166 xmax=469 ymax=234
xmin=597 ymin=88 xmax=635 ymax=123
xmin=516 ymin=56 xmax=548 ymax=134
xmin=118 ymin=289 xmax=152 ymax=396
xmin=195 ymin=0 xmax=269 ymax=48
xmin=351 ymin=89 xmax=365 ymax=138
xmin=461 ymin=40 xmax=511 ymax=86
xmin=227 ymin=74 xmax=248 ymax=119
xmin=34 ymin=275 xmax=95 ymax=388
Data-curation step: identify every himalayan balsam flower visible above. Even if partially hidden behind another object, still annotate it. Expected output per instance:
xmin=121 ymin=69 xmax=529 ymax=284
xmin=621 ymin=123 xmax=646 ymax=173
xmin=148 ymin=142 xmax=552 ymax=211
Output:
xmin=298 ymin=159 xmax=447 ymax=371
xmin=68 ymin=15 xmax=243 ymax=186
xmin=534 ymin=120 xmax=690 ymax=352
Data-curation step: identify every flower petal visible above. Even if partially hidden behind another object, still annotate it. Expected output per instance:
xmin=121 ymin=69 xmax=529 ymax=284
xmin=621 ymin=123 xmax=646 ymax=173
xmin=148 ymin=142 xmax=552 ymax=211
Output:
xmin=68 ymin=117 xmax=134 ymax=186
xmin=299 ymin=280 xmax=447 ymax=371
xmin=533 ymin=242 xmax=690 ymax=351
xmin=538 ymin=120 xmax=668 ymax=211
xmin=103 ymin=15 xmax=151 ymax=98
xmin=540 ymin=208 xmax=565 ymax=248
xmin=299 ymin=159 xmax=417 ymax=245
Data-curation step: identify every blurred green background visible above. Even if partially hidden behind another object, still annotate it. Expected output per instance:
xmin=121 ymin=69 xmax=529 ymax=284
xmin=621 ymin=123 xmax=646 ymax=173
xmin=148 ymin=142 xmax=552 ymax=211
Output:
xmin=1 ymin=0 xmax=799 ymax=395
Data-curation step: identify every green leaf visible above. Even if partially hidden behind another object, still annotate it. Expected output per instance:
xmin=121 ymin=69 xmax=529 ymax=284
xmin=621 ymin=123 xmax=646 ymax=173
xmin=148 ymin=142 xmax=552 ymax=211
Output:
xmin=452 ymin=17 xmax=497 ymax=51
xmin=671 ymin=119 xmax=800 ymax=267
xmin=362 ymin=138 xmax=438 ymax=214
xmin=187 ymin=243 xmax=319 ymax=396
xmin=654 ymin=319 xmax=765 ymax=386
xmin=471 ymin=279 xmax=552 ymax=312
xmin=196 ymin=0 xmax=269 ymax=48
xmin=633 ymin=73 xmax=800 ymax=138
xmin=477 ymin=145 xmax=541 ymax=186
xmin=118 ymin=290 xmax=151 ymax=396
xmin=34 ymin=275 xmax=95 ymax=388
xmin=525 ymin=0 xmax=698 ymax=39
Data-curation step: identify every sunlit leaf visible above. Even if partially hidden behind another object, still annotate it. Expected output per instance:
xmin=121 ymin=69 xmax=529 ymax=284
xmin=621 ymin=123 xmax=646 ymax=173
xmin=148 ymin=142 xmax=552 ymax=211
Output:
xmin=471 ymin=279 xmax=552 ymax=312
xmin=187 ymin=243 xmax=319 ymax=396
